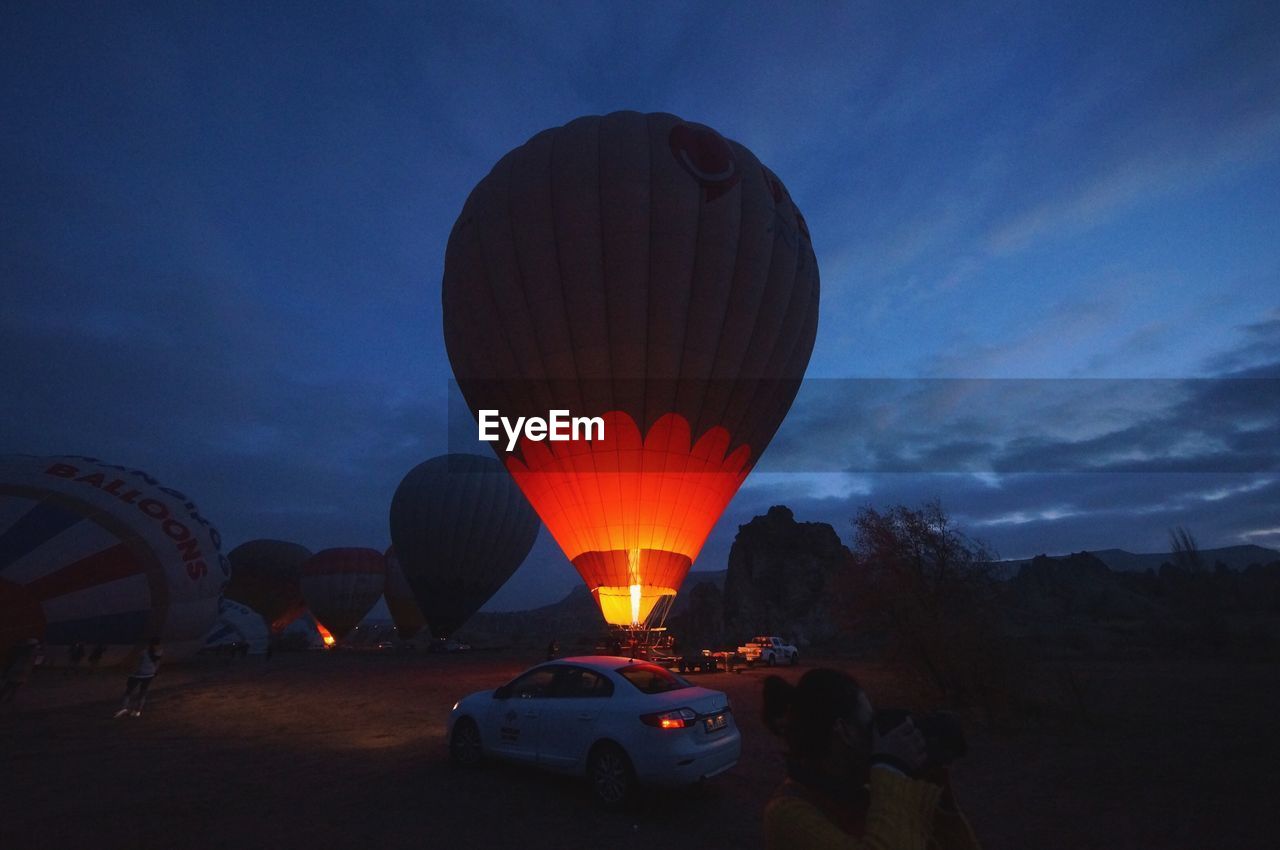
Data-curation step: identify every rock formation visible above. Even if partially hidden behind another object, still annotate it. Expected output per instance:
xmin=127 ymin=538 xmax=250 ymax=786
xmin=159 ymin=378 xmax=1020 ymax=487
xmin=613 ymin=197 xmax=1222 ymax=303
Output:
xmin=722 ymin=505 xmax=852 ymax=646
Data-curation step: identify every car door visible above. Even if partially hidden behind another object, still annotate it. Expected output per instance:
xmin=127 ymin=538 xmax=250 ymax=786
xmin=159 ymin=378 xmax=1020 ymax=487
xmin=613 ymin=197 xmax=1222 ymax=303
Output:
xmin=537 ymin=666 xmax=615 ymax=769
xmin=485 ymin=666 xmax=558 ymax=763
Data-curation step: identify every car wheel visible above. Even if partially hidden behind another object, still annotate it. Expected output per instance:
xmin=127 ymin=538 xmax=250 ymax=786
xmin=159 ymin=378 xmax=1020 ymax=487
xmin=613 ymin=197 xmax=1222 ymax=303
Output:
xmin=766 ymin=653 xmax=776 ymax=667
xmin=449 ymin=717 xmax=483 ymax=767
xmin=587 ymin=742 xmax=635 ymax=807
xmin=789 ymin=652 xmax=799 ymax=666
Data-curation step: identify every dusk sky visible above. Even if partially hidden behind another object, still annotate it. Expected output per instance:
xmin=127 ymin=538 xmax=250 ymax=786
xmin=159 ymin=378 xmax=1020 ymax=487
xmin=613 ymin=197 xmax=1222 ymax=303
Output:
xmin=3 ymin=2 xmax=1278 ymax=611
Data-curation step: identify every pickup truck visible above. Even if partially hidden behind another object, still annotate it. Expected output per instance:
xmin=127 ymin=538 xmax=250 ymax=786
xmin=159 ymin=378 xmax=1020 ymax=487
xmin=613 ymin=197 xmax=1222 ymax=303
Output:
xmin=737 ymin=636 xmax=799 ymax=667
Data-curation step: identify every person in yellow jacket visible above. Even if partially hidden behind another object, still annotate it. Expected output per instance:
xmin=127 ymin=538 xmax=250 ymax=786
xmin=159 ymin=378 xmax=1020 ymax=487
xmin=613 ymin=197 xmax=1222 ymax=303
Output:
xmin=762 ymin=669 xmax=981 ymax=850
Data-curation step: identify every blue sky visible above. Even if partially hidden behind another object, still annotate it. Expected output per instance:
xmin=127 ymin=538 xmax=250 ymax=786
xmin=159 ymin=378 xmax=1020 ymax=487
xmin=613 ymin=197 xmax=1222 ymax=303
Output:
xmin=3 ymin=1 xmax=1278 ymax=610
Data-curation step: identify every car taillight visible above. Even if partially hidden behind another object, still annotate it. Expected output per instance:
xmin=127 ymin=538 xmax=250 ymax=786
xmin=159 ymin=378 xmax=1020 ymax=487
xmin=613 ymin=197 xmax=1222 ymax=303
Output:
xmin=640 ymin=707 xmax=697 ymax=729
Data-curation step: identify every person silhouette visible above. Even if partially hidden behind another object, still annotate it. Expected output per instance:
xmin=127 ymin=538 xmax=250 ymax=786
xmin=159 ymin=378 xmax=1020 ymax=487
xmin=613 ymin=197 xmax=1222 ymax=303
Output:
xmin=762 ymin=669 xmax=980 ymax=849
xmin=66 ymin=641 xmax=86 ymax=675
xmin=0 ymin=638 xmax=40 ymax=705
xmin=114 ymin=638 xmax=163 ymax=718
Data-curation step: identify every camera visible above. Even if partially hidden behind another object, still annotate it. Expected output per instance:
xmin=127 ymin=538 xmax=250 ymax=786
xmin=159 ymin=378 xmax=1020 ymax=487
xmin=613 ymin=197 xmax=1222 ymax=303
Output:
xmin=872 ymin=708 xmax=968 ymax=771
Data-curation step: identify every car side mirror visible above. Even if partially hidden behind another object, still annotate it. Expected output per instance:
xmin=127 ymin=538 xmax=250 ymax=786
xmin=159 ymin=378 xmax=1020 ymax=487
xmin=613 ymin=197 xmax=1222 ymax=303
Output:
xmin=493 ymin=685 xmax=512 ymax=700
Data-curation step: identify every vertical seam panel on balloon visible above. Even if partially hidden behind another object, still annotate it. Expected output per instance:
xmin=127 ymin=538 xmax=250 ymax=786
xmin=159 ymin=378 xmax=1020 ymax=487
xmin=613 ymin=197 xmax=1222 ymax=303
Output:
xmin=723 ymin=161 xmax=793 ymax=476
xmin=657 ymin=115 xmax=701 ymax=570
xmin=540 ymin=119 xmax=588 ymax=576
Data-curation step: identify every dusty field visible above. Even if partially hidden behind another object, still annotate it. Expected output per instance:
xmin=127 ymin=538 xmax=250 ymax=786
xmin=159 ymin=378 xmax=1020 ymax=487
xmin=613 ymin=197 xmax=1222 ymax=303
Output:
xmin=1 ymin=650 xmax=1278 ymax=849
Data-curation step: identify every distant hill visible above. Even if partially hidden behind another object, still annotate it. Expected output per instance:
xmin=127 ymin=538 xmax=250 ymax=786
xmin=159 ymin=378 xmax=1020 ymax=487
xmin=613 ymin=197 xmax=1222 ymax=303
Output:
xmin=461 ymin=544 xmax=1280 ymax=634
xmin=996 ymin=544 xmax=1280 ymax=576
xmin=421 ymin=536 xmax=1280 ymax=647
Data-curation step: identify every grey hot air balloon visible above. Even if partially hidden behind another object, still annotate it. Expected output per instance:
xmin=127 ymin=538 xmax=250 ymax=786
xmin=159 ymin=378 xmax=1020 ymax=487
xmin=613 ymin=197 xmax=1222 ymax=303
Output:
xmin=388 ymin=454 xmax=539 ymax=638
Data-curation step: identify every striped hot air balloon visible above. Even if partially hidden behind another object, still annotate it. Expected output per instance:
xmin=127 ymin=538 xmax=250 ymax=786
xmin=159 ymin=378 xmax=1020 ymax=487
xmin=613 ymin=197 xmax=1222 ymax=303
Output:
xmin=442 ymin=112 xmax=819 ymax=627
xmin=299 ymin=547 xmax=385 ymax=641
xmin=0 ymin=455 xmax=228 ymax=664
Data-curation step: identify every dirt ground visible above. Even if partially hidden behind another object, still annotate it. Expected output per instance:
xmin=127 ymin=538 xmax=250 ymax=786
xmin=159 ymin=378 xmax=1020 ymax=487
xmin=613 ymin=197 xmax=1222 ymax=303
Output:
xmin=2 ymin=650 xmax=1278 ymax=849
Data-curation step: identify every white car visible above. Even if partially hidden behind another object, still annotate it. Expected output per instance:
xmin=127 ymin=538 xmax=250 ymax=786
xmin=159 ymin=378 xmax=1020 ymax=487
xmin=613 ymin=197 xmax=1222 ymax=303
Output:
xmin=447 ymin=655 xmax=741 ymax=804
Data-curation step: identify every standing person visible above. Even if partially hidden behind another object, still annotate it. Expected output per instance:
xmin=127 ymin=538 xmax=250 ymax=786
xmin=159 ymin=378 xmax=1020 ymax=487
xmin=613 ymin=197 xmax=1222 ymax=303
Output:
xmin=114 ymin=639 xmax=163 ymax=718
xmin=762 ymin=669 xmax=981 ymax=850
xmin=87 ymin=642 xmax=106 ymax=672
xmin=545 ymin=637 xmax=559 ymax=661
xmin=66 ymin=641 xmax=86 ymax=675
xmin=0 ymin=638 xmax=40 ymax=706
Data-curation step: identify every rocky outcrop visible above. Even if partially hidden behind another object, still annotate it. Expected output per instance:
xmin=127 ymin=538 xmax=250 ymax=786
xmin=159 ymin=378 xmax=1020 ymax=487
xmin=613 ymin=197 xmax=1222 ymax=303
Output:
xmin=667 ymin=580 xmax=725 ymax=651
xmin=1008 ymin=551 xmax=1162 ymax=622
xmin=722 ymin=505 xmax=852 ymax=646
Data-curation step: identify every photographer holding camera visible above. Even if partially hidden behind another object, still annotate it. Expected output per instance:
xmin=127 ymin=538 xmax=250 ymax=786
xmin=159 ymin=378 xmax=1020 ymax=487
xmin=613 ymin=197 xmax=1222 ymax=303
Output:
xmin=762 ymin=669 xmax=981 ymax=850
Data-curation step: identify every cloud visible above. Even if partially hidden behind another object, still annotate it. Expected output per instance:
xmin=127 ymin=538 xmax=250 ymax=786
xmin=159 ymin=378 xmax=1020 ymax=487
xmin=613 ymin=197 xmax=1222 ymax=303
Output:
xmin=1203 ymin=314 xmax=1280 ymax=374
xmin=761 ymin=352 xmax=1280 ymax=478
xmin=4 ymin=3 xmax=1279 ymax=611
xmin=701 ymin=324 xmax=1280 ymax=576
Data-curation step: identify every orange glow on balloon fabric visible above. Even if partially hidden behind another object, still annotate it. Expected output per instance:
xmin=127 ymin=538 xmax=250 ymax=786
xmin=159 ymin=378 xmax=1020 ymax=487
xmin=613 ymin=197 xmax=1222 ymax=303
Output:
xmin=506 ymin=411 xmax=749 ymax=626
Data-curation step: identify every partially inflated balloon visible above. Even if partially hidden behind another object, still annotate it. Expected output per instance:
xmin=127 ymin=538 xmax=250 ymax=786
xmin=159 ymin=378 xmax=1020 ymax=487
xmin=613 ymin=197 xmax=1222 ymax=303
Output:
xmin=299 ymin=548 xmax=385 ymax=641
xmin=224 ymin=539 xmax=310 ymax=634
xmin=442 ymin=112 xmax=819 ymax=626
xmin=388 ymin=454 xmax=539 ymax=638
xmin=204 ymin=598 xmax=269 ymax=654
xmin=383 ymin=546 xmax=426 ymax=640
xmin=0 ymin=454 xmax=228 ymax=661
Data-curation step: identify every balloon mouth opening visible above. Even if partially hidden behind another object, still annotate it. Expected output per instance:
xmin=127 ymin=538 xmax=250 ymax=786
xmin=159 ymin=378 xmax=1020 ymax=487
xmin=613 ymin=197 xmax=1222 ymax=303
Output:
xmin=593 ymin=584 xmax=677 ymax=627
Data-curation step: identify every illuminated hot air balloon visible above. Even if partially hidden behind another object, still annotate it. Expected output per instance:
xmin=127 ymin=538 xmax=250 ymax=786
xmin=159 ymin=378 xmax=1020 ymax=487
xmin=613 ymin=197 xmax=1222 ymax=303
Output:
xmin=0 ymin=454 xmax=228 ymax=662
xmin=388 ymin=454 xmax=539 ymax=638
xmin=284 ymin=611 xmax=333 ymax=649
xmin=383 ymin=546 xmax=426 ymax=640
xmin=224 ymin=539 xmax=310 ymax=634
xmin=442 ymin=112 xmax=819 ymax=627
xmin=299 ymin=548 xmax=385 ymax=641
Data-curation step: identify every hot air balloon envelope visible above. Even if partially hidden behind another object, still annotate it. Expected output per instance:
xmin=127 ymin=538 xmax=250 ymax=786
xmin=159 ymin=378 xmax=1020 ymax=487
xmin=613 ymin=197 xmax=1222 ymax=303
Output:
xmin=224 ymin=539 xmax=310 ymax=634
xmin=0 ymin=454 xmax=228 ymax=661
xmin=389 ymin=454 xmax=539 ymax=638
xmin=383 ymin=546 xmax=427 ymax=641
xmin=442 ymin=112 xmax=819 ymax=626
xmin=299 ymin=548 xmax=385 ymax=641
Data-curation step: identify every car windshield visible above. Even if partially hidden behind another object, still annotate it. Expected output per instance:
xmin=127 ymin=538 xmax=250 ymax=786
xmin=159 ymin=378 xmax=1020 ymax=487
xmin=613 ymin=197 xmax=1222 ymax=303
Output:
xmin=616 ymin=662 xmax=690 ymax=694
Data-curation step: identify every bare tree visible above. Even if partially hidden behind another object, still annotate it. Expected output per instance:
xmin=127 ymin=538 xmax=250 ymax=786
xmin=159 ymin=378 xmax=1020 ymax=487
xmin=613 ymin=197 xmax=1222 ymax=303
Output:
xmin=836 ymin=500 xmax=1017 ymax=712
xmin=1169 ymin=525 xmax=1204 ymax=573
